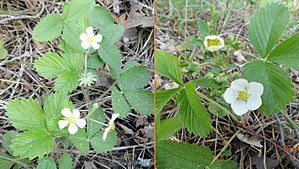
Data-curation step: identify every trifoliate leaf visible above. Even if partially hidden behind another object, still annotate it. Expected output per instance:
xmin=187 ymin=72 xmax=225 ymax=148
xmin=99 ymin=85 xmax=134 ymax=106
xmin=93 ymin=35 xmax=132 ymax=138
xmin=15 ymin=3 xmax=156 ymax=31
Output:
xmin=90 ymin=131 xmax=117 ymax=153
xmin=6 ymin=98 xmax=47 ymax=131
xmin=176 ymin=82 xmax=211 ymax=136
xmin=59 ymin=154 xmax=72 ymax=169
xmin=3 ymin=131 xmax=18 ymax=155
xmin=36 ymin=157 xmax=57 ymax=169
xmin=157 ymin=117 xmax=182 ymax=140
xmin=248 ymin=3 xmax=290 ymax=58
xmin=156 ymin=88 xmax=181 ymax=115
xmin=63 ymin=0 xmax=95 ymax=22
xmin=111 ymin=87 xmax=131 ymax=118
xmin=34 ymin=53 xmax=70 ymax=78
xmin=88 ymin=6 xmax=114 ymax=28
xmin=69 ymin=129 xmax=89 ymax=154
xmin=62 ymin=52 xmax=84 ymax=73
xmin=209 ymin=160 xmax=239 ymax=169
xmin=156 ymin=50 xmax=183 ymax=85
xmin=156 ymin=141 xmax=213 ymax=169
xmin=243 ymin=60 xmax=294 ymax=115
xmin=32 ymin=14 xmax=64 ymax=42
xmin=87 ymin=103 xmax=105 ymax=139
xmin=10 ymin=130 xmax=54 ymax=160
xmin=124 ymin=89 xmax=154 ymax=115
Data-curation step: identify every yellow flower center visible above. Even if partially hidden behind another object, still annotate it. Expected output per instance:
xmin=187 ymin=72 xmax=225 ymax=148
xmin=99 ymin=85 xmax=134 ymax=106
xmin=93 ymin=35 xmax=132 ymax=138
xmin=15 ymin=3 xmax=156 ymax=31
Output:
xmin=207 ymin=38 xmax=220 ymax=47
xmin=67 ymin=116 xmax=77 ymax=124
xmin=87 ymin=36 xmax=94 ymax=43
xmin=110 ymin=123 xmax=116 ymax=131
xmin=238 ymin=91 xmax=249 ymax=101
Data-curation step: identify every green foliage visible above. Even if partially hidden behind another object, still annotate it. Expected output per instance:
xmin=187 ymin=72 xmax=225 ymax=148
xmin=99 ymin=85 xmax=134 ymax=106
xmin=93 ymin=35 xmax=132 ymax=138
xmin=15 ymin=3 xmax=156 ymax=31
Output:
xmin=176 ymin=82 xmax=211 ymax=136
xmin=208 ymin=160 xmax=238 ymax=169
xmin=157 ymin=116 xmax=182 ymax=140
xmin=198 ymin=19 xmax=210 ymax=37
xmin=243 ymin=60 xmax=294 ymax=115
xmin=192 ymin=77 xmax=222 ymax=88
xmin=32 ymin=14 xmax=64 ymax=42
xmin=10 ymin=130 xmax=54 ymax=160
xmin=248 ymin=3 xmax=290 ymax=58
xmin=111 ymin=87 xmax=131 ymax=118
xmin=87 ymin=103 xmax=105 ymax=138
xmin=124 ymin=89 xmax=154 ymax=115
xmin=69 ymin=129 xmax=89 ymax=154
xmin=90 ymin=131 xmax=118 ymax=153
xmin=0 ymin=40 xmax=8 ymax=60
xmin=267 ymin=32 xmax=299 ymax=71
xmin=63 ymin=0 xmax=95 ymax=22
xmin=36 ymin=157 xmax=57 ymax=169
xmin=3 ymin=131 xmax=18 ymax=155
xmin=155 ymin=88 xmax=180 ymax=115
xmin=88 ymin=6 xmax=114 ymax=28
xmin=156 ymin=50 xmax=184 ymax=85
xmin=59 ymin=154 xmax=73 ymax=169
xmin=87 ymin=54 xmax=104 ymax=69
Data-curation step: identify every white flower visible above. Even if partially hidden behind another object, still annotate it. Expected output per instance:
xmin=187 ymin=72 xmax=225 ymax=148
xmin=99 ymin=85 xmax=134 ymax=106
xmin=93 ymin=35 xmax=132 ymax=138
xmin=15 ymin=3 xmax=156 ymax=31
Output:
xmin=80 ymin=27 xmax=103 ymax=50
xmin=223 ymin=79 xmax=264 ymax=116
xmin=102 ymin=113 xmax=119 ymax=141
xmin=203 ymin=35 xmax=225 ymax=52
xmin=79 ymin=72 xmax=97 ymax=87
xmin=58 ymin=108 xmax=86 ymax=135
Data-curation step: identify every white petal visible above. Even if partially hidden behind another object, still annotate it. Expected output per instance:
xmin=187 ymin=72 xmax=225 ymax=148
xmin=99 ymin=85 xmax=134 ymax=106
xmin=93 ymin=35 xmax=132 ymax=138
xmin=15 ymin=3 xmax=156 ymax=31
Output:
xmin=231 ymin=100 xmax=249 ymax=116
xmin=109 ymin=113 xmax=120 ymax=125
xmin=72 ymin=109 xmax=80 ymax=118
xmin=207 ymin=46 xmax=221 ymax=52
xmin=247 ymin=95 xmax=262 ymax=110
xmin=94 ymin=34 xmax=103 ymax=42
xmin=68 ymin=124 xmax=78 ymax=135
xmin=80 ymin=33 xmax=88 ymax=41
xmin=91 ymin=42 xmax=100 ymax=50
xmin=203 ymin=38 xmax=208 ymax=49
xmin=248 ymin=82 xmax=264 ymax=96
xmin=86 ymin=27 xmax=94 ymax=36
xmin=76 ymin=119 xmax=86 ymax=128
xmin=81 ymin=41 xmax=91 ymax=49
xmin=58 ymin=120 xmax=68 ymax=129
xmin=218 ymin=37 xmax=225 ymax=48
xmin=205 ymin=35 xmax=219 ymax=40
xmin=231 ymin=79 xmax=248 ymax=91
xmin=102 ymin=128 xmax=110 ymax=141
xmin=61 ymin=108 xmax=72 ymax=117
xmin=223 ymin=88 xmax=238 ymax=104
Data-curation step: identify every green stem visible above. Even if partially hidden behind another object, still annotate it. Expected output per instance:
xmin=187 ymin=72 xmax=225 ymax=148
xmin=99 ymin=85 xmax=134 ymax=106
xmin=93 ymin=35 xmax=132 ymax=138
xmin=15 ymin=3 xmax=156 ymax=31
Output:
xmin=280 ymin=111 xmax=299 ymax=130
xmin=0 ymin=155 xmax=31 ymax=169
xmin=86 ymin=117 xmax=108 ymax=126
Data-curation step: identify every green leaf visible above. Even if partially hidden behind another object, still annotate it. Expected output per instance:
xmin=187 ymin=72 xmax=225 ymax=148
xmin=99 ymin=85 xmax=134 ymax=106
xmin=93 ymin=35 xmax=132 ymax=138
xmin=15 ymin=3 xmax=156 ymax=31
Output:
xmin=63 ymin=0 xmax=95 ymax=22
xmin=157 ymin=116 xmax=182 ymax=140
xmin=101 ymin=24 xmax=124 ymax=44
xmin=0 ymin=153 xmax=15 ymax=169
xmin=3 ymin=131 xmax=18 ymax=155
xmin=87 ymin=54 xmax=104 ymax=69
xmin=248 ymin=3 xmax=290 ymax=58
xmin=198 ymin=19 xmax=210 ymax=37
xmin=0 ymin=40 xmax=8 ymax=60
xmin=69 ymin=129 xmax=89 ymax=154
xmin=208 ymin=102 xmax=227 ymax=117
xmin=59 ymin=154 xmax=72 ymax=169
xmin=156 ymin=141 xmax=213 ymax=169
xmin=192 ymin=77 xmax=222 ymax=88
xmin=37 ymin=157 xmax=57 ymax=169
xmin=63 ymin=21 xmax=85 ymax=53
xmin=34 ymin=53 xmax=69 ymax=78
xmin=54 ymin=70 xmax=80 ymax=92
xmin=209 ymin=160 xmax=238 ymax=169
xmin=6 ymin=98 xmax=47 ymax=131
xmin=243 ymin=60 xmax=294 ymax=115
xmin=267 ymin=33 xmax=299 ymax=71
xmin=87 ymin=103 xmax=105 ymax=138
xmin=111 ymin=87 xmax=131 ymax=118
xmin=10 ymin=130 xmax=54 ymax=160
xmin=155 ymin=88 xmax=180 ymax=115
xmin=32 ymin=14 xmax=64 ymax=42
xmin=90 ymin=131 xmax=117 ymax=153
xmin=124 ymin=89 xmax=154 ymax=115
xmin=88 ymin=6 xmax=114 ymax=28
xmin=63 ymin=52 xmax=84 ymax=73
xmin=176 ymin=82 xmax=211 ymax=136
xmin=117 ymin=65 xmax=149 ymax=91
xmin=122 ymin=61 xmax=140 ymax=73
xmin=98 ymin=41 xmax=122 ymax=77
xmin=156 ymin=50 xmax=183 ymax=85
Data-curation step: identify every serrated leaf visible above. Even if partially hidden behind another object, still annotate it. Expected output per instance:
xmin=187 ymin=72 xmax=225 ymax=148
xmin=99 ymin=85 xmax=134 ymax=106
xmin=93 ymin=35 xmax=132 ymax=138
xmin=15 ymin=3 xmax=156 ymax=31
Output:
xmin=62 ymin=52 xmax=84 ymax=72
xmin=6 ymin=98 xmax=47 ymax=131
xmin=156 ymin=50 xmax=183 ymax=85
xmin=0 ymin=40 xmax=8 ymax=60
xmin=34 ymin=53 xmax=69 ymax=78
xmin=124 ymin=89 xmax=154 ymax=115
xmin=248 ymin=3 xmax=290 ymax=58
xmin=156 ymin=88 xmax=180 ymax=115
xmin=88 ymin=6 xmax=114 ymax=28
xmin=209 ymin=160 xmax=238 ymax=169
xmin=157 ymin=116 xmax=182 ymax=140
xmin=243 ymin=60 xmax=294 ymax=115
xmin=122 ymin=61 xmax=140 ymax=73
xmin=0 ymin=152 xmax=15 ymax=169
xmin=208 ymin=102 xmax=227 ymax=117
xmin=63 ymin=0 xmax=95 ymax=22
xmin=90 ymin=131 xmax=117 ymax=153
xmin=32 ymin=14 xmax=64 ymax=42
xmin=267 ymin=32 xmax=299 ymax=71
xmin=192 ymin=77 xmax=222 ymax=88
xmin=198 ymin=19 xmax=210 ymax=37
xmin=59 ymin=154 xmax=72 ymax=169
xmin=117 ymin=66 xmax=149 ymax=91
xmin=63 ymin=21 xmax=85 ymax=53
xmin=54 ymin=70 xmax=80 ymax=92
xmin=87 ymin=54 xmax=104 ymax=69
xmin=69 ymin=129 xmax=89 ymax=154
xmin=177 ymin=82 xmax=211 ymax=136
xmin=37 ymin=157 xmax=57 ymax=169
xmin=156 ymin=141 xmax=213 ymax=169
xmin=111 ymin=87 xmax=131 ymax=118
xmin=87 ymin=104 xmax=105 ymax=138
xmin=101 ymin=24 xmax=124 ymax=44
xmin=3 ymin=131 xmax=18 ymax=155
xmin=10 ymin=130 xmax=54 ymax=160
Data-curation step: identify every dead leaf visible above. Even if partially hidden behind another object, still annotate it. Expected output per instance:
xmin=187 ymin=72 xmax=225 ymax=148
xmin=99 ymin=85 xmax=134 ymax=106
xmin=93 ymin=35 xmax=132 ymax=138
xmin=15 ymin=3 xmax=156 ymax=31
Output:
xmin=250 ymin=155 xmax=280 ymax=169
xmin=84 ymin=161 xmax=97 ymax=169
xmin=237 ymin=133 xmax=263 ymax=148
xmin=124 ymin=6 xmax=154 ymax=29
xmin=118 ymin=123 xmax=134 ymax=135
xmin=234 ymin=50 xmax=247 ymax=63
xmin=135 ymin=116 xmax=149 ymax=128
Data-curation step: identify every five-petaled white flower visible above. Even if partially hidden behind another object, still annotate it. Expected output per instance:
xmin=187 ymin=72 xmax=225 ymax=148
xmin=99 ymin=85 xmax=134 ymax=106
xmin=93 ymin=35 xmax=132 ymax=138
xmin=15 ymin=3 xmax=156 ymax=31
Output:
xmin=58 ymin=108 xmax=86 ymax=135
xmin=80 ymin=27 xmax=103 ymax=50
xmin=102 ymin=113 xmax=119 ymax=141
xmin=223 ymin=79 xmax=264 ymax=116
xmin=203 ymin=35 xmax=225 ymax=52
xmin=79 ymin=72 xmax=97 ymax=87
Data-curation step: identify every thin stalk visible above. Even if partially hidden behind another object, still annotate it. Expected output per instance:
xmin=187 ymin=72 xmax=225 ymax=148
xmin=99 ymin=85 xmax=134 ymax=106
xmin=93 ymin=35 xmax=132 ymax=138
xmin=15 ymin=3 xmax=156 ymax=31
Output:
xmin=0 ymin=155 xmax=31 ymax=169
xmin=280 ymin=111 xmax=299 ymax=130
xmin=86 ymin=117 xmax=108 ymax=126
